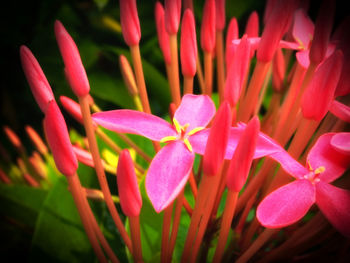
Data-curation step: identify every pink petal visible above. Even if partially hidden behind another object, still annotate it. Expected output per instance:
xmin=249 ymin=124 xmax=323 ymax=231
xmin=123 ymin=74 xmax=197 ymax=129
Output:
xmin=92 ymin=110 xmax=177 ymax=141
xmin=316 ymin=181 xmax=350 ymax=238
xmin=257 ymin=179 xmax=315 ymax=228
xmin=307 ymin=133 xmax=350 ymax=183
xmin=188 ymin=128 xmax=210 ymax=154
xmin=202 ymin=102 xmax=231 ymax=176
xmin=174 ymin=94 xmax=216 ymax=131
xmin=117 ymin=149 xmax=142 ymax=217
xmin=269 ymin=151 xmax=308 ymax=179
xmin=146 ymin=141 xmax=194 ymax=212
xmin=329 ymin=100 xmax=350 ymax=123
xmin=292 ymin=9 xmax=314 ymax=48
xmin=296 ymin=50 xmax=310 ymax=68
xmin=331 ymin=132 xmax=350 ymax=155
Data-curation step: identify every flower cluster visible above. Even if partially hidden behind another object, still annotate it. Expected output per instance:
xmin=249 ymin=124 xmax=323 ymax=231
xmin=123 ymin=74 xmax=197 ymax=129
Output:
xmin=2 ymin=0 xmax=349 ymax=262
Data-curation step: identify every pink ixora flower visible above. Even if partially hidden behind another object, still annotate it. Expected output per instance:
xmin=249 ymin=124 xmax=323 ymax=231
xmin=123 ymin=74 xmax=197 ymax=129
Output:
xmin=93 ymin=95 xmax=283 ymax=212
xmin=257 ymin=132 xmax=350 ymax=238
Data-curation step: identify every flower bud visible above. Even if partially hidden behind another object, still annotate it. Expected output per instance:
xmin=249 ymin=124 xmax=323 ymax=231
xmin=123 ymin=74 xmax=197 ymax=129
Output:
xmin=225 ymin=17 xmax=239 ymax=70
xmin=202 ymin=102 xmax=231 ymax=176
xmin=119 ymin=55 xmax=138 ymax=96
xmin=20 ymin=46 xmax=54 ymax=113
xmin=25 ymin=125 xmax=48 ymax=155
xmin=302 ymin=50 xmax=343 ymax=121
xmin=215 ymin=0 xmax=226 ymax=30
xmin=164 ymin=0 xmax=181 ymax=34
xmin=54 ymin=20 xmax=90 ymax=97
xmin=3 ymin=126 xmax=23 ymax=152
xmin=155 ymin=2 xmax=171 ymax=64
xmin=227 ymin=116 xmax=260 ymax=192
xmin=44 ymin=100 xmax=78 ymax=176
xmin=272 ymin=48 xmax=285 ymax=92
xmin=201 ymin=0 xmax=216 ymax=53
xmin=245 ymin=11 xmax=259 ymax=38
xmin=309 ymin=0 xmax=335 ymax=65
xmin=117 ymin=149 xmax=142 ymax=217
xmin=119 ymin=0 xmax=141 ymax=46
xmin=180 ymin=9 xmax=197 ymax=77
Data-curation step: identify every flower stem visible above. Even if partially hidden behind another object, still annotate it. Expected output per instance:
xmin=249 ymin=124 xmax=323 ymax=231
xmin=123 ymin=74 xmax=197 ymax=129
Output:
xmin=129 ymin=215 xmax=143 ymax=263
xmin=238 ymin=61 xmax=270 ymax=122
xmin=236 ymin=228 xmax=278 ymax=263
xmin=216 ymin=30 xmax=225 ymax=103
xmin=183 ymin=76 xmax=194 ymax=95
xmin=204 ymin=51 xmax=213 ymax=96
xmin=130 ymin=45 xmax=151 ymax=114
xmin=79 ymin=95 xmax=133 ymax=253
xmin=161 ymin=203 xmax=173 ymax=263
xmin=67 ymin=174 xmax=107 ymax=263
xmin=212 ymin=190 xmax=239 ymax=263
xmin=196 ymin=56 xmax=205 ymax=93
xmin=169 ymin=34 xmax=181 ymax=106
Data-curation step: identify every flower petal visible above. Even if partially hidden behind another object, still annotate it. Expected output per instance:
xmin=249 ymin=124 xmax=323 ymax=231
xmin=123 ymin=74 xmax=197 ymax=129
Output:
xmin=257 ymin=179 xmax=315 ymax=228
xmin=93 ymin=110 xmax=177 ymax=141
xmin=307 ymin=133 xmax=350 ymax=183
xmin=174 ymin=94 xmax=216 ymax=131
xmin=316 ymin=181 xmax=350 ymax=238
xmin=331 ymin=132 xmax=350 ymax=155
xmin=292 ymin=9 xmax=314 ymax=48
xmin=146 ymin=141 xmax=194 ymax=212
xmin=329 ymin=100 xmax=350 ymax=123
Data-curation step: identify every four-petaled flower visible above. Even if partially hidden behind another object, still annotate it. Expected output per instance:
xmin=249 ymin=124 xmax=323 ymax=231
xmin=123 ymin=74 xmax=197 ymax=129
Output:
xmin=93 ymin=94 xmax=282 ymax=212
xmin=257 ymin=133 xmax=350 ymax=238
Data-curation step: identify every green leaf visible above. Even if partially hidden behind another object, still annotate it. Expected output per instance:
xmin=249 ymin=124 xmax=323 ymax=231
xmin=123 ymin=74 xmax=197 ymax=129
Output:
xmin=0 ymin=184 xmax=47 ymax=228
xmin=89 ymin=71 xmax=135 ymax=109
xmin=30 ymin=177 xmax=95 ymax=263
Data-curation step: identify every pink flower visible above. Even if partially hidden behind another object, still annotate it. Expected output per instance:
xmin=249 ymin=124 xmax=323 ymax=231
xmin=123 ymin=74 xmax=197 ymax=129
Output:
xmin=93 ymin=95 xmax=283 ymax=212
xmin=257 ymin=133 xmax=350 ymax=238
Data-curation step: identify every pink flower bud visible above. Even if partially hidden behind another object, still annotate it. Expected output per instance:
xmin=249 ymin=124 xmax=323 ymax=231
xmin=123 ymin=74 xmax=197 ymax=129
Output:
xmin=257 ymin=0 xmax=296 ymax=62
xmin=245 ymin=11 xmax=259 ymax=38
xmin=3 ymin=126 xmax=23 ymax=151
xmin=164 ymin=0 xmax=181 ymax=34
xmin=119 ymin=55 xmax=138 ymax=96
xmin=117 ymin=149 xmax=142 ymax=217
xmin=180 ymin=9 xmax=197 ymax=77
xmin=54 ymin=20 xmax=90 ymax=97
xmin=20 ymin=45 xmax=54 ymax=113
xmin=155 ymin=2 xmax=171 ymax=64
xmin=202 ymin=102 xmax=231 ymax=176
xmin=201 ymin=0 xmax=216 ymax=53
xmin=25 ymin=125 xmax=48 ymax=155
xmin=44 ymin=100 xmax=78 ymax=176
xmin=309 ymin=0 xmax=335 ymax=65
xmin=302 ymin=50 xmax=343 ymax=121
xmin=224 ymin=35 xmax=251 ymax=107
xmin=183 ymin=0 xmax=193 ymax=11
xmin=119 ymin=0 xmax=141 ymax=46
xmin=225 ymin=17 xmax=239 ymax=70
xmin=227 ymin=116 xmax=260 ymax=192
xmin=215 ymin=0 xmax=226 ymax=30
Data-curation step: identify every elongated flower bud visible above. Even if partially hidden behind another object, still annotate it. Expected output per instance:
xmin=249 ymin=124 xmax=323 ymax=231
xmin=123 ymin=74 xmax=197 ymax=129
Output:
xmin=54 ymin=20 xmax=90 ymax=97
xmin=155 ymin=2 xmax=171 ymax=64
xmin=224 ymin=35 xmax=251 ymax=107
xmin=225 ymin=17 xmax=239 ymax=70
xmin=309 ymin=0 xmax=335 ymax=65
xmin=119 ymin=55 xmax=138 ymax=96
xmin=202 ymin=102 xmax=231 ymax=176
xmin=201 ymin=0 xmax=216 ymax=53
xmin=245 ymin=11 xmax=259 ymax=38
xmin=25 ymin=125 xmax=48 ymax=155
xmin=44 ymin=100 xmax=78 ymax=176
xmin=164 ymin=0 xmax=181 ymax=34
xmin=181 ymin=9 xmax=197 ymax=77
xmin=20 ymin=46 xmax=54 ymax=113
xmin=119 ymin=0 xmax=141 ymax=46
xmin=117 ymin=149 xmax=142 ymax=217
xmin=302 ymin=50 xmax=343 ymax=121
xmin=3 ymin=126 xmax=23 ymax=152
xmin=215 ymin=0 xmax=226 ymax=30
xmin=257 ymin=0 xmax=296 ymax=62
xmin=0 ymin=168 xmax=11 ymax=184
xmin=227 ymin=116 xmax=260 ymax=192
